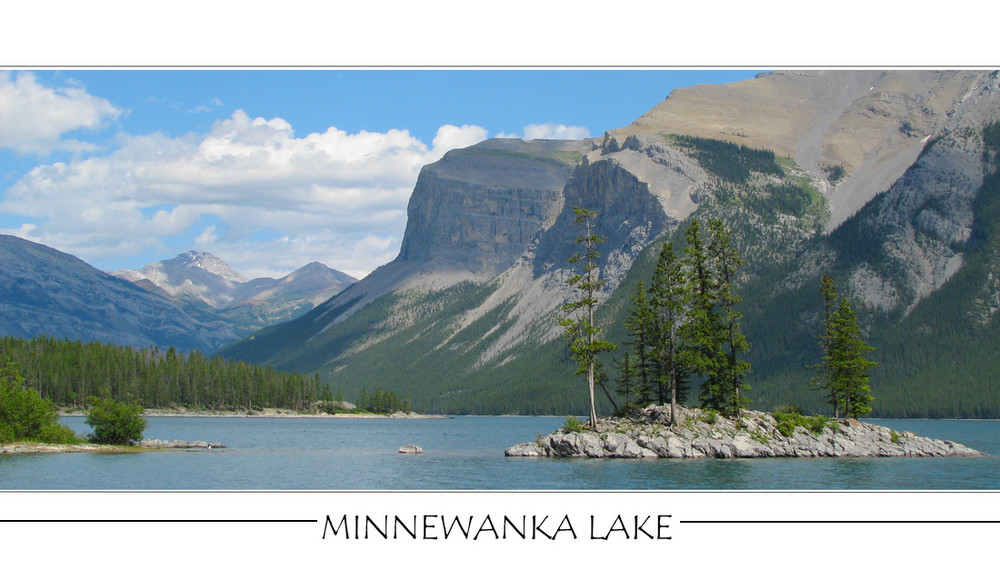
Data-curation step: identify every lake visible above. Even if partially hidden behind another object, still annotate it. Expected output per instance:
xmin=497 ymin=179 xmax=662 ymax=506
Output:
xmin=1 ymin=416 xmax=998 ymax=489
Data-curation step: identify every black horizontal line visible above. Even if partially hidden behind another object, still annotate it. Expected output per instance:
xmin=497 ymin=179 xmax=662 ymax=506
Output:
xmin=0 ymin=519 xmax=318 ymax=523
xmin=681 ymin=520 xmax=1000 ymax=524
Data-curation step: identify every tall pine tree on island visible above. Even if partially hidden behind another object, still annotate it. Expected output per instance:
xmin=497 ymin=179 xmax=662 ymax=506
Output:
xmin=649 ymin=241 xmax=690 ymax=425
xmin=811 ymin=274 xmax=842 ymax=417
xmin=558 ymin=207 xmax=616 ymax=430
xmin=680 ymin=218 xmax=752 ymax=417
xmin=707 ymin=219 xmax=752 ymax=417
xmin=810 ymin=276 xmax=877 ymax=419
xmin=679 ymin=218 xmax=724 ymax=410
xmin=827 ymin=297 xmax=877 ymax=419
xmin=623 ymin=279 xmax=655 ymax=407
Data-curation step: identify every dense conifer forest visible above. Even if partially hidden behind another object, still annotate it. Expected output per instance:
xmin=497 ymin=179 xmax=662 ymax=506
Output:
xmin=0 ymin=335 xmax=334 ymax=411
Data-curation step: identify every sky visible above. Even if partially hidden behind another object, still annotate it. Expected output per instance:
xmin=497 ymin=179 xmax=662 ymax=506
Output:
xmin=0 ymin=69 xmax=766 ymax=279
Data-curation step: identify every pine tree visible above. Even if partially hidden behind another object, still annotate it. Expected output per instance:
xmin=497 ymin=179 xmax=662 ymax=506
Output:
xmin=707 ymin=219 xmax=752 ymax=416
xmin=827 ymin=297 xmax=877 ymax=419
xmin=648 ymin=241 xmax=690 ymax=425
xmin=613 ymin=352 xmax=637 ymax=410
xmin=679 ymin=219 xmax=726 ymax=411
xmin=680 ymin=219 xmax=751 ymax=417
xmin=811 ymin=274 xmax=842 ymax=417
xmin=557 ymin=206 xmax=617 ymax=429
xmin=623 ymin=280 xmax=655 ymax=407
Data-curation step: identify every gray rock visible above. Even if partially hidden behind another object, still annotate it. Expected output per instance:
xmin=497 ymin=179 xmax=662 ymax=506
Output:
xmin=504 ymin=442 xmax=543 ymax=457
xmin=504 ymin=405 xmax=984 ymax=459
xmin=138 ymin=439 xmax=225 ymax=449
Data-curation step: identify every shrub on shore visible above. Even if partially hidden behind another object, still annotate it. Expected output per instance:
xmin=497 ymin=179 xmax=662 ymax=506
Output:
xmin=0 ymin=362 xmax=81 ymax=444
xmin=85 ymin=394 xmax=146 ymax=445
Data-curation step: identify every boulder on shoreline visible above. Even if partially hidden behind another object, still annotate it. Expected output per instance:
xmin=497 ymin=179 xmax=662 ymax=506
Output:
xmin=505 ymin=405 xmax=984 ymax=459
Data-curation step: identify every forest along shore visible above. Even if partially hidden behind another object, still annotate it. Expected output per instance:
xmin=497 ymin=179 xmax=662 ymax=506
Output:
xmin=505 ymin=405 xmax=985 ymax=459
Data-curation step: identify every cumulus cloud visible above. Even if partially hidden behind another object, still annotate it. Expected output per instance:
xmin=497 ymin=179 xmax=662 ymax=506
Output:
xmin=0 ymin=110 xmax=488 ymax=278
xmin=494 ymin=123 xmax=591 ymax=141
xmin=431 ymin=124 xmax=490 ymax=155
xmin=0 ymin=72 xmax=123 ymax=154
xmin=522 ymin=123 xmax=591 ymax=141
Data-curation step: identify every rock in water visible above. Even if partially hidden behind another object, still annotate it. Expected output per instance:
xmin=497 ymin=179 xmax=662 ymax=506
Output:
xmin=504 ymin=405 xmax=985 ymax=459
xmin=399 ymin=444 xmax=423 ymax=454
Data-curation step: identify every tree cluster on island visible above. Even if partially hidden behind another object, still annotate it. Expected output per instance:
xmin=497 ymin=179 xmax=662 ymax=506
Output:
xmin=560 ymin=207 xmax=878 ymax=431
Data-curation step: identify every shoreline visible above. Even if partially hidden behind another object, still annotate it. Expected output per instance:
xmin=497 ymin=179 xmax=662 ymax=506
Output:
xmin=1 ymin=439 xmax=225 ymax=455
xmin=58 ymin=408 xmax=450 ymax=419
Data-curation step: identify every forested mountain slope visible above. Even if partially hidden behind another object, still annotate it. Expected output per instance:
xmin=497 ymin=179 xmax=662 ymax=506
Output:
xmin=222 ymin=70 xmax=1000 ymax=417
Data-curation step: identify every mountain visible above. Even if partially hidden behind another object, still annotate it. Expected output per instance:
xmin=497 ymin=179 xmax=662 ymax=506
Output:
xmin=113 ymin=251 xmax=247 ymax=309
xmin=220 ymin=70 xmax=1000 ymax=417
xmin=113 ymin=252 xmax=357 ymax=335
xmin=0 ymin=235 xmax=238 ymax=352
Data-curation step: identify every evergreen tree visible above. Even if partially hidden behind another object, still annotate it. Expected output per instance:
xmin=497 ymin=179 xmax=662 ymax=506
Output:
xmin=679 ymin=219 xmax=726 ymax=411
xmin=707 ymin=219 xmax=752 ymax=416
xmin=623 ymin=280 xmax=655 ymax=407
xmin=827 ymin=297 xmax=877 ymax=418
xmin=613 ymin=352 xmax=637 ymax=410
xmin=680 ymin=219 xmax=751 ymax=417
xmin=557 ymin=206 xmax=617 ymax=429
xmin=648 ymin=241 xmax=690 ymax=425
xmin=810 ymin=274 xmax=842 ymax=417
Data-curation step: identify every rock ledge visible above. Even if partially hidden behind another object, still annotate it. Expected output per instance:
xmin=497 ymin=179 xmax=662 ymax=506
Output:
xmin=505 ymin=405 xmax=984 ymax=459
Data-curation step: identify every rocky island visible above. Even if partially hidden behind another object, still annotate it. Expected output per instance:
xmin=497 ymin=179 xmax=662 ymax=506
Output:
xmin=505 ymin=405 xmax=983 ymax=459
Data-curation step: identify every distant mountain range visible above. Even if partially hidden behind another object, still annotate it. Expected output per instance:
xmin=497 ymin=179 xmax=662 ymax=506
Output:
xmin=0 ymin=235 xmax=236 ymax=352
xmin=112 ymin=251 xmax=357 ymax=336
xmin=219 ymin=70 xmax=1000 ymax=418
xmin=0 ymin=236 xmax=355 ymax=352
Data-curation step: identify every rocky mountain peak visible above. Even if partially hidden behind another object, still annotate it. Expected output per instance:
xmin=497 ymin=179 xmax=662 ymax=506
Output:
xmin=176 ymin=251 xmax=248 ymax=284
xmin=112 ymin=251 xmax=357 ymax=336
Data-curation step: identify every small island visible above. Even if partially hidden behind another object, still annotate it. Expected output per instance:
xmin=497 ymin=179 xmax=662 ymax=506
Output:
xmin=505 ymin=405 xmax=983 ymax=459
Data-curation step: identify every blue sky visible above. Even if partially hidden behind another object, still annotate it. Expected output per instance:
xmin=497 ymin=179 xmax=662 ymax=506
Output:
xmin=0 ymin=69 xmax=765 ymax=279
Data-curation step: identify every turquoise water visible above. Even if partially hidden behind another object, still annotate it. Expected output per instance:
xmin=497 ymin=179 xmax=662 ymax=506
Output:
xmin=1 ymin=416 xmax=998 ymax=489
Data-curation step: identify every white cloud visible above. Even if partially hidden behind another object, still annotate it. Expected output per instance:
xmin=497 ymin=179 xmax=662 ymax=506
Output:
xmin=494 ymin=123 xmax=591 ymax=141
xmin=522 ymin=123 xmax=591 ymax=141
xmin=0 ymin=72 xmax=123 ymax=154
xmin=431 ymin=124 xmax=490 ymax=156
xmin=0 ymin=110 xmax=488 ymax=278
xmin=189 ymin=97 xmax=224 ymax=114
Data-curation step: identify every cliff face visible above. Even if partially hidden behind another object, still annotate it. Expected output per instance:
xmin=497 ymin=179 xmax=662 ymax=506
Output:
xmin=399 ymin=140 xmax=586 ymax=279
xmin=221 ymin=70 xmax=1000 ymax=416
xmin=533 ymin=157 xmax=672 ymax=283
